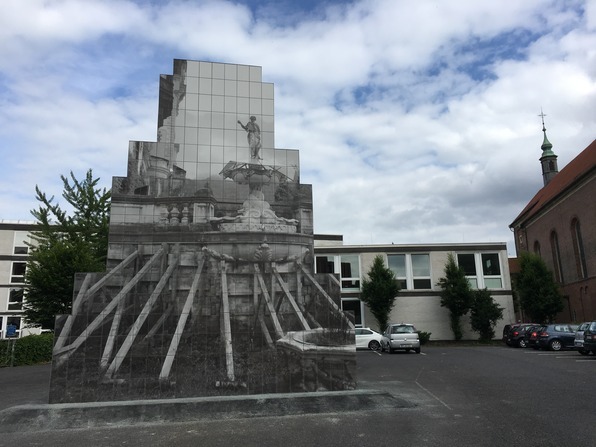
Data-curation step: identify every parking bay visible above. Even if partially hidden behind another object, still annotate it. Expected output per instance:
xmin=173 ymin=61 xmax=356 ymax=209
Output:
xmin=356 ymin=345 xmax=596 ymax=445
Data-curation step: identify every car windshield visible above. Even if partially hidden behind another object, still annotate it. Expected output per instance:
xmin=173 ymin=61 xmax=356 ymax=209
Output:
xmin=590 ymin=322 xmax=596 ymax=331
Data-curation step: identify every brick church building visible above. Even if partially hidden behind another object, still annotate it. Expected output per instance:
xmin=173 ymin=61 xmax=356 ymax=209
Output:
xmin=510 ymin=124 xmax=596 ymax=322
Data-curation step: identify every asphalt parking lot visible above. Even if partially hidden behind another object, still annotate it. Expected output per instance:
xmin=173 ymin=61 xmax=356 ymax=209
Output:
xmin=1 ymin=345 xmax=595 ymax=446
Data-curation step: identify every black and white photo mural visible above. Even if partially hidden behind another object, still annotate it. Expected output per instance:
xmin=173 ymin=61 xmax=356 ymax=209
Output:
xmin=49 ymin=60 xmax=356 ymax=403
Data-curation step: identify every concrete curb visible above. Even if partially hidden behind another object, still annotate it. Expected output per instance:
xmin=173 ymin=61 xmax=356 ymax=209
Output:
xmin=0 ymin=389 xmax=413 ymax=432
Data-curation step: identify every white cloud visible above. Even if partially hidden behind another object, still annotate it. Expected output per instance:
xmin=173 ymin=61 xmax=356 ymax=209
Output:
xmin=0 ymin=0 xmax=595 ymax=257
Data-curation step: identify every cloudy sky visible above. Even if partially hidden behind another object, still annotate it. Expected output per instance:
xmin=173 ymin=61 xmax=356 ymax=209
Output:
xmin=1 ymin=0 xmax=595 ymax=255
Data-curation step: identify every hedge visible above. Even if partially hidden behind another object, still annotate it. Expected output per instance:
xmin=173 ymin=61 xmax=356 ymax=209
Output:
xmin=0 ymin=333 xmax=54 ymax=367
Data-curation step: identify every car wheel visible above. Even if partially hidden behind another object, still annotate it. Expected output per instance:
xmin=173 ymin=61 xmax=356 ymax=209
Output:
xmin=518 ymin=339 xmax=527 ymax=348
xmin=578 ymin=349 xmax=589 ymax=356
xmin=549 ymin=339 xmax=562 ymax=351
xmin=368 ymin=340 xmax=381 ymax=351
xmin=415 ymin=348 xmax=421 ymax=354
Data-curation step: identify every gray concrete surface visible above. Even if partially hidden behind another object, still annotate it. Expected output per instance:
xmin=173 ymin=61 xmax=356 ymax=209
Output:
xmin=1 ymin=346 xmax=595 ymax=446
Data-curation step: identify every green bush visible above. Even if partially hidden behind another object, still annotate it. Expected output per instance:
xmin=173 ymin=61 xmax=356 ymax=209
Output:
xmin=418 ymin=331 xmax=432 ymax=345
xmin=0 ymin=333 xmax=54 ymax=367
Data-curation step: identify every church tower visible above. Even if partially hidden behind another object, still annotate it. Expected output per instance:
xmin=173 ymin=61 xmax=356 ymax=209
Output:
xmin=539 ymin=110 xmax=558 ymax=186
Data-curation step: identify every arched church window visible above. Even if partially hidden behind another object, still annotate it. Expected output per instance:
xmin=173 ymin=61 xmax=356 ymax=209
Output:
xmin=571 ymin=218 xmax=587 ymax=279
xmin=550 ymin=231 xmax=564 ymax=283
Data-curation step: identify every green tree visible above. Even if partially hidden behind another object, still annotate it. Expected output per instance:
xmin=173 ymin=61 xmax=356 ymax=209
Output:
xmin=360 ymin=255 xmax=399 ymax=332
xmin=437 ymin=253 xmax=473 ymax=340
xmin=514 ymin=251 xmax=563 ymax=323
xmin=470 ymin=288 xmax=504 ymax=342
xmin=24 ymin=170 xmax=111 ymax=329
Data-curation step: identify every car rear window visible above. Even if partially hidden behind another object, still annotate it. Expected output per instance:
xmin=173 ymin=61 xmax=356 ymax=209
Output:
xmin=392 ymin=325 xmax=415 ymax=334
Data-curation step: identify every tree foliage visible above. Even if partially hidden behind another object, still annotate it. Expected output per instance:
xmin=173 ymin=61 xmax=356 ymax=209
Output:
xmin=24 ymin=170 xmax=111 ymax=329
xmin=514 ymin=251 xmax=564 ymax=323
xmin=437 ymin=253 xmax=473 ymax=340
xmin=360 ymin=255 xmax=399 ymax=332
xmin=470 ymin=288 xmax=504 ymax=342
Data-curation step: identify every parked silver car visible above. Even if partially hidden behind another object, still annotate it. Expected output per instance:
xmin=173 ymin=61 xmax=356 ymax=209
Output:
xmin=575 ymin=322 xmax=592 ymax=355
xmin=381 ymin=323 xmax=421 ymax=354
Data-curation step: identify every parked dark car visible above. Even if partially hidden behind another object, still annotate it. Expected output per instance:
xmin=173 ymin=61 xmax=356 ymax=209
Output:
xmin=581 ymin=321 xmax=596 ymax=354
xmin=502 ymin=324 xmax=513 ymax=343
xmin=506 ymin=323 xmax=537 ymax=348
xmin=523 ymin=324 xmax=544 ymax=349
xmin=574 ymin=322 xmax=592 ymax=355
xmin=537 ymin=324 xmax=579 ymax=351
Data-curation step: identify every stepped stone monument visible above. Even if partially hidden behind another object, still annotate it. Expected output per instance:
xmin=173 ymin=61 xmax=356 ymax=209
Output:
xmin=49 ymin=59 xmax=356 ymax=403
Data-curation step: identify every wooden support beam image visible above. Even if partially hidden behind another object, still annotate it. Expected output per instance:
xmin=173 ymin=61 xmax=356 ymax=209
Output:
xmin=299 ymin=265 xmax=355 ymax=329
xmin=54 ymin=247 xmax=165 ymax=360
xmin=159 ymin=255 xmax=205 ymax=382
xmin=104 ymin=247 xmax=179 ymax=380
xmin=220 ymin=260 xmax=235 ymax=382
xmin=271 ymin=265 xmax=311 ymax=330
xmin=254 ymin=263 xmax=284 ymax=338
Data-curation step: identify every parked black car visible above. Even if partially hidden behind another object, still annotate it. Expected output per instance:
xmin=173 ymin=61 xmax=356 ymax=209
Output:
xmin=537 ymin=324 xmax=579 ymax=351
xmin=523 ymin=324 xmax=544 ymax=349
xmin=506 ymin=323 xmax=537 ymax=348
xmin=581 ymin=321 xmax=596 ymax=354
xmin=502 ymin=324 xmax=513 ymax=343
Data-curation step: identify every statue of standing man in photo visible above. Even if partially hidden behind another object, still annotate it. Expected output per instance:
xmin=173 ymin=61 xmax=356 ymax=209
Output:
xmin=238 ymin=116 xmax=262 ymax=161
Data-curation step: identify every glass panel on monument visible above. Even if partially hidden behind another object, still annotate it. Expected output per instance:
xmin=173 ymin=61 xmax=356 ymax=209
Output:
xmin=49 ymin=59 xmax=356 ymax=403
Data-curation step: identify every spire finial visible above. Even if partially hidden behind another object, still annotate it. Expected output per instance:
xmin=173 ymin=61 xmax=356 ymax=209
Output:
xmin=538 ymin=107 xmax=553 ymax=155
xmin=538 ymin=108 xmax=547 ymax=132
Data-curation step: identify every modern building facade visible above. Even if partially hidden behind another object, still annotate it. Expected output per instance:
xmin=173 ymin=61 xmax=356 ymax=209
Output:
xmin=314 ymin=235 xmax=515 ymax=339
xmin=0 ymin=220 xmax=38 ymax=339
xmin=510 ymin=133 xmax=596 ymax=322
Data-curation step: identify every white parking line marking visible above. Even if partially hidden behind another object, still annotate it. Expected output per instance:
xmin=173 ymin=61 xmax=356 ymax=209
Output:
xmin=415 ymin=368 xmax=452 ymax=410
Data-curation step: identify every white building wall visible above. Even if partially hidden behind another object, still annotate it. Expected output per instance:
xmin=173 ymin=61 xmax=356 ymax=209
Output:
xmin=316 ymin=242 xmax=515 ymax=341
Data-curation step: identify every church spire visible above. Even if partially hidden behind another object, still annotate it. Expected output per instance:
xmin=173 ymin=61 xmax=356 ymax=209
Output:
xmin=538 ymin=109 xmax=558 ymax=186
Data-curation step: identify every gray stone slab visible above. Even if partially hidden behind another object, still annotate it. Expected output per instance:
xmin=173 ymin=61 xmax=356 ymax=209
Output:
xmin=0 ymin=389 xmax=412 ymax=432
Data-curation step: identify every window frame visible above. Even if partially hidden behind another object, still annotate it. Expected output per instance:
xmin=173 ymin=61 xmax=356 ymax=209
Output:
xmin=8 ymin=288 xmax=24 ymax=311
xmin=456 ymin=252 xmax=503 ymax=290
xmin=550 ymin=231 xmax=564 ymax=283
xmin=571 ymin=218 xmax=587 ymax=279
xmin=387 ymin=253 xmax=432 ymax=291
xmin=314 ymin=254 xmax=361 ymax=291
xmin=10 ymin=261 xmax=27 ymax=284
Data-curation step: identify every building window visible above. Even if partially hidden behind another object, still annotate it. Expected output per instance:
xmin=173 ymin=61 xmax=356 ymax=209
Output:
xmin=387 ymin=253 xmax=431 ymax=290
xmin=315 ymin=254 xmax=360 ymax=290
xmin=315 ymin=256 xmax=335 ymax=274
xmin=457 ymin=253 xmax=478 ymax=288
xmin=387 ymin=254 xmax=407 ymax=289
xmin=341 ymin=299 xmax=362 ymax=327
xmin=457 ymin=253 xmax=503 ymax=289
xmin=571 ymin=219 xmax=587 ymax=279
xmin=340 ymin=255 xmax=360 ymax=290
xmin=481 ymin=253 xmax=502 ymax=288
xmin=13 ymin=231 xmax=30 ymax=255
xmin=5 ymin=317 xmax=21 ymax=338
xmin=11 ymin=262 xmax=27 ymax=283
xmin=8 ymin=288 xmax=24 ymax=311
xmin=550 ymin=231 xmax=564 ymax=283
